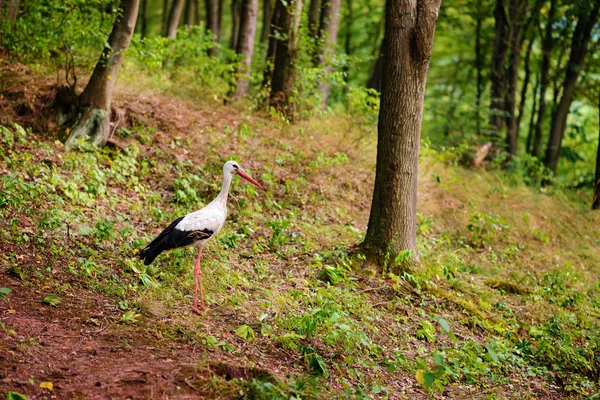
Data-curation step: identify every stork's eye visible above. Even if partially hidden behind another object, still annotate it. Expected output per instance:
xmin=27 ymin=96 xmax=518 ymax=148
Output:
xmin=233 ymin=164 xmax=239 ymax=170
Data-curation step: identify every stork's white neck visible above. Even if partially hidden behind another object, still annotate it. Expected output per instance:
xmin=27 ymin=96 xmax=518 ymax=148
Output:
xmin=215 ymin=170 xmax=234 ymax=206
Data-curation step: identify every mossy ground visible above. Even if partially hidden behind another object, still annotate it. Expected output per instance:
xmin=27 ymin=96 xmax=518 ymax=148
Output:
xmin=1 ymin=63 xmax=599 ymax=399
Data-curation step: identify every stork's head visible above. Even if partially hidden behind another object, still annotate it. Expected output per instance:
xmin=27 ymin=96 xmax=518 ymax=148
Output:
xmin=224 ymin=160 xmax=262 ymax=189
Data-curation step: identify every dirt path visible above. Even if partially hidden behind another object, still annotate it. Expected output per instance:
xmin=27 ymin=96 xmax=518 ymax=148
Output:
xmin=0 ymin=274 xmax=223 ymax=399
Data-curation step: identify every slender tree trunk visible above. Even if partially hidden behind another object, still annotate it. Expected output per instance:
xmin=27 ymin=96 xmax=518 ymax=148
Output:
xmin=65 ymin=0 xmax=140 ymax=149
xmin=526 ymin=75 xmax=539 ymax=154
xmin=7 ymin=0 xmax=19 ymax=21
xmin=308 ymin=0 xmax=321 ymax=39
xmin=474 ymin=0 xmax=484 ymax=136
xmin=206 ymin=0 xmax=220 ymax=55
xmin=166 ymin=0 xmax=185 ymax=38
xmin=532 ymin=0 xmax=555 ymax=158
xmin=361 ymin=0 xmax=441 ymax=265
xmin=230 ymin=0 xmax=242 ymax=49
xmin=184 ymin=0 xmax=195 ymax=25
xmin=544 ymin=2 xmax=600 ymax=173
xmin=503 ymin=0 xmax=529 ymax=156
xmin=269 ymin=0 xmax=303 ymax=117
xmin=489 ymin=0 xmax=508 ymax=137
xmin=366 ymin=39 xmax=384 ymax=91
xmin=515 ymin=36 xmax=534 ymax=141
xmin=261 ymin=0 xmax=273 ymax=43
xmin=315 ymin=0 xmax=341 ymax=106
xmin=232 ymin=0 xmax=259 ymax=98
xmin=162 ymin=0 xmax=169 ymax=35
xmin=342 ymin=0 xmax=352 ymax=91
xmin=262 ymin=0 xmax=282 ymax=86
xmin=593 ymin=93 xmax=600 ymax=210
xmin=140 ymin=0 xmax=148 ymax=37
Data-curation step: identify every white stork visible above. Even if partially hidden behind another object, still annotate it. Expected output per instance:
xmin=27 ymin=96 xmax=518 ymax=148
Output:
xmin=138 ymin=161 xmax=262 ymax=314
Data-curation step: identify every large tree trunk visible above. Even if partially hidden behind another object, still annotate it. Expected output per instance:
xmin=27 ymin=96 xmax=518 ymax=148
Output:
xmin=166 ymin=0 xmax=185 ymax=38
xmin=65 ymin=0 xmax=140 ymax=149
xmin=544 ymin=2 xmax=600 ymax=173
xmin=474 ymin=0 xmax=484 ymax=136
xmin=206 ymin=0 xmax=220 ymax=55
xmin=232 ymin=0 xmax=259 ymax=98
xmin=269 ymin=0 xmax=303 ymax=117
xmin=260 ymin=0 xmax=273 ymax=43
xmin=532 ymin=0 xmax=555 ymax=158
xmin=593 ymin=93 xmax=600 ymax=210
xmin=360 ymin=0 xmax=441 ymax=265
xmin=489 ymin=0 xmax=508 ymax=137
xmin=230 ymin=0 xmax=242 ymax=49
xmin=315 ymin=0 xmax=341 ymax=106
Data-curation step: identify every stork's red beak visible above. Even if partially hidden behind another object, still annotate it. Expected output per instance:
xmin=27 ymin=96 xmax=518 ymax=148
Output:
xmin=236 ymin=169 xmax=263 ymax=189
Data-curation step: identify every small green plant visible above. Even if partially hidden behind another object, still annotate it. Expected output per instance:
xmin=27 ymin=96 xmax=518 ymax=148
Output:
xmin=42 ymin=295 xmax=61 ymax=307
xmin=0 ymin=287 xmax=11 ymax=302
xmin=120 ymin=310 xmax=142 ymax=324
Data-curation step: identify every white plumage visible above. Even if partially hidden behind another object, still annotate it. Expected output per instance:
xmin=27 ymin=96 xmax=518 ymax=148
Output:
xmin=138 ymin=160 xmax=262 ymax=314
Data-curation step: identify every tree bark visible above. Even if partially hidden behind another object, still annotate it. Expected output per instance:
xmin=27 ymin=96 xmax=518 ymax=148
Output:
xmin=308 ymin=0 xmax=321 ymax=39
xmin=366 ymin=38 xmax=384 ymax=91
xmin=166 ymin=0 xmax=185 ymax=38
xmin=206 ymin=0 xmax=220 ymax=55
xmin=342 ymin=0 xmax=353 ymax=91
xmin=65 ymin=0 xmax=140 ymax=149
xmin=7 ymin=0 xmax=19 ymax=21
xmin=230 ymin=0 xmax=242 ymax=49
xmin=232 ymin=0 xmax=259 ymax=98
xmin=361 ymin=0 xmax=441 ymax=266
xmin=184 ymin=0 xmax=195 ymax=25
xmin=525 ymin=75 xmax=539 ymax=154
xmin=140 ymin=0 xmax=148 ymax=37
xmin=532 ymin=0 xmax=555 ymax=159
xmin=262 ymin=0 xmax=282 ymax=86
xmin=515 ymin=36 xmax=534 ymax=142
xmin=268 ymin=0 xmax=303 ymax=117
xmin=544 ymin=2 xmax=600 ymax=173
xmin=315 ymin=0 xmax=341 ymax=106
xmin=503 ymin=0 xmax=530 ymax=156
xmin=593 ymin=92 xmax=600 ymax=210
xmin=162 ymin=0 xmax=169 ymax=35
xmin=489 ymin=0 xmax=508 ymax=137
xmin=260 ymin=0 xmax=273 ymax=43
xmin=474 ymin=0 xmax=484 ymax=136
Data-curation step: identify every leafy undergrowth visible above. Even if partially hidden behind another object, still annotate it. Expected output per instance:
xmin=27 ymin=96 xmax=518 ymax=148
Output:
xmin=1 ymin=68 xmax=600 ymax=400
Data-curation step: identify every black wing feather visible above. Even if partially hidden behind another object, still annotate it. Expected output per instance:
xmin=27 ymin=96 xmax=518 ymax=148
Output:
xmin=138 ymin=217 xmax=213 ymax=265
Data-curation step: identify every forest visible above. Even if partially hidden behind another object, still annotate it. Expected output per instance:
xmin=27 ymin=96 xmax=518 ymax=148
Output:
xmin=0 ymin=0 xmax=599 ymax=398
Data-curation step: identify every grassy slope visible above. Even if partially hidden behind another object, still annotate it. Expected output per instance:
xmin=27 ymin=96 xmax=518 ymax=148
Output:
xmin=1 ymin=64 xmax=600 ymax=399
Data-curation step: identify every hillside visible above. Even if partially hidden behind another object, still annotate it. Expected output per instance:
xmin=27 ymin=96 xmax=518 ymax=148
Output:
xmin=1 ymin=64 xmax=600 ymax=399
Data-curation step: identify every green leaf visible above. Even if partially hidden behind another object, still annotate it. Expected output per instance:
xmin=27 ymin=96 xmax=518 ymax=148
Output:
xmin=438 ymin=317 xmax=450 ymax=332
xmin=235 ymin=324 xmax=256 ymax=342
xmin=485 ymin=343 xmax=499 ymax=363
xmin=7 ymin=392 xmax=29 ymax=400
xmin=433 ymin=352 xmax=444 ymax=366
xmin=0 ymin=287 xmax=11 ymax=302
xmin=42 ymin=295 xmax=61 ymax=307
xmin=423 ymin=371 xmax=436 ymax=387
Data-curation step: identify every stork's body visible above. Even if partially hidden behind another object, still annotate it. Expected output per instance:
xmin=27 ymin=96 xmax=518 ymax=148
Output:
xmin=138 ymin=161 xmax=261 ymax=314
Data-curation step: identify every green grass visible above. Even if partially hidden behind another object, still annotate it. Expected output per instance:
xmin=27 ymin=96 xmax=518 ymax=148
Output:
xmin=1 ymin=81 xmax=599 ymax=398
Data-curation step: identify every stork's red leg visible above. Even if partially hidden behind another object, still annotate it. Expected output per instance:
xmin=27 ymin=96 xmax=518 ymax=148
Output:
xmin=192 ymin=249 xmax=205 ymax=314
